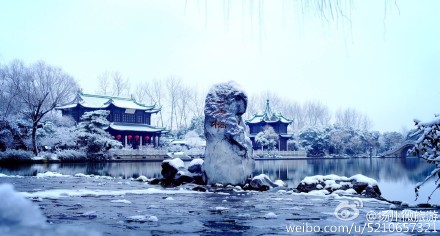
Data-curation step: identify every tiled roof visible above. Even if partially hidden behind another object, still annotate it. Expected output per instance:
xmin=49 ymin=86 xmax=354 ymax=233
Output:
xmin=245 ymin=99 xmax=293 ymax=125
xmin=57 ymin=92 xmax=160 ymax=113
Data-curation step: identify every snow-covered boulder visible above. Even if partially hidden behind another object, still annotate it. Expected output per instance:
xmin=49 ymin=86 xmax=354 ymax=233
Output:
xmin=160 ymin=158 xmax=206 ymax=186
xmin=249 ymin=174 xmax=278 ymax=191
xmin=161 ymin=158 xmax=185 ymax=185
xmin=188 ymin=158 xmax=203 ymax=174
xmin=187 ymin=158 xmax=206 ymax=185
xmin=203 ymin=81 xmax=255 ymax=185
xmin=296 ymin=174 xmax=382 ymax=198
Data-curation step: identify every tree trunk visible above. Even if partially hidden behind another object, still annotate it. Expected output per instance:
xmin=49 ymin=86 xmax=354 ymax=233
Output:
xmin=31 ymin=122 xmax=38 ymax=156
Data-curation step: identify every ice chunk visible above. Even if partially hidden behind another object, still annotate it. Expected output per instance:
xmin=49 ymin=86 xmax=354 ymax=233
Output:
xmin=111 ymin=199 xmax=132 ymax=204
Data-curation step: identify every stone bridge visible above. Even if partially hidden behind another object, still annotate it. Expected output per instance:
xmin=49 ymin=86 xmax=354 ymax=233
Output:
xmin=381 ymin=141 xmax=416 ymax=158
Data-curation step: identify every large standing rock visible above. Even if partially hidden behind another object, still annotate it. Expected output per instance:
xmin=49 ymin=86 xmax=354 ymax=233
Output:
xmin=203 ymin=81 xmax=255 ymax=185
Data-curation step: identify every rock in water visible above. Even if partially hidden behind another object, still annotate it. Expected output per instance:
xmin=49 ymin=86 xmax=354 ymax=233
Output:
xmin=203 ymin=81 xmax=255 ymax=185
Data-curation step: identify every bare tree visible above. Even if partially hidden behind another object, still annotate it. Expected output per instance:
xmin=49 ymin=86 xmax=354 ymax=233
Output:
xmin=95 ymin=71 xmax=130 ymax=97
xmin=176 ymin=85 xmax=191 ymax=129
xmin=112 ymin=71 xmax=130 ymax=97
xmin=5 ymin=60 xmax=78 ymax=155
xmin=144 ymin=79 xmax=166 ymax=127
xmin=335 ymin=107 xmax=372 ymax=130
xmin=302 ymin=101 xmax=331 ymax=128
xmin=0 ymin=60 xmax=22 ymax=120
xmin=96 ymin=72 xmax=111 ymax=95
xmin=166 ymin=76 xmax=182 ymax=131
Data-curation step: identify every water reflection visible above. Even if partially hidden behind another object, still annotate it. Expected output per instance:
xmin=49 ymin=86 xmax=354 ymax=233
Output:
xmin=0 ymin=157 xmax=437 ymax=204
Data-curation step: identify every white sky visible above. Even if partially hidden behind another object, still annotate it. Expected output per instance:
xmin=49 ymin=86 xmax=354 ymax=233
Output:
xmin=0 ymin=0 xmax=439 ymax=132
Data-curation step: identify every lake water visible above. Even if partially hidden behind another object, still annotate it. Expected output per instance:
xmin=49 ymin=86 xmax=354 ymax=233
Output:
xmin=1 ymin=157 xmax=438 ymax=205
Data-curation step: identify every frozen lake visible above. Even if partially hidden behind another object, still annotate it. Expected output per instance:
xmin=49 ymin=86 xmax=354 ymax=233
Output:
xmin=0 ymin=157 xmax=437 ymax=204
xmin=1 ymin=157 xmax=439 ymax=235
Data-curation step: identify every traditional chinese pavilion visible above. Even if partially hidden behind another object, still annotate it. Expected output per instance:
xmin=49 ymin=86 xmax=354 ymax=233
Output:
xmin=245 ymin=100 xmax=293 ymax=151
xmin=57 ymin=92 xmax=166 ymax=148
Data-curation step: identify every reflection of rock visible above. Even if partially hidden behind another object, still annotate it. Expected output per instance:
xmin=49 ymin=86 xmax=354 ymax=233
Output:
xmin=296 ymin=174 xmax=382 ymax=198
xmin=203 ymin=81 xmax=255 ymax=185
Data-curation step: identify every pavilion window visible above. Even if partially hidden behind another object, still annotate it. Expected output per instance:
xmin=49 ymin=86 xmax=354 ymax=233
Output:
xmin=136 ymin=115 xmax=143 ymax=123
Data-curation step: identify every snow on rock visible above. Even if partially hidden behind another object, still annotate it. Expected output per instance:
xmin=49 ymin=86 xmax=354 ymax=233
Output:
xmin=36 ymin=171 xmax=71 ymax=178
xmin=110 ymin=199 xmax=132 ymax=204
xmin=274 ymin=180 xmax=288 ymax=187
xmin=296 ymin=174 xmax=382 ymax=198
xmin=160 ymin=158 xmax=206 ymax=186
xmin=188 ymin=158 xmax=204 ymax=174
xmin=249 ymin=174 xmax=278 ymax=191
xmin=203 ymin=81 xmax=255 ymax=185
xmin=161 ymin=158 xmax=185 ymax=185
xmin=134 ymin=176 xmax=150 ymax=182
xmin=126 ymin=215 xmax=158 ymax=223
xmin=350 ymin=174 xmax=378 ymax=187
xmin=163 ymin=158 xmax=184 ymax=170
xmin=0 ymin=184 xmax=47 ymax=227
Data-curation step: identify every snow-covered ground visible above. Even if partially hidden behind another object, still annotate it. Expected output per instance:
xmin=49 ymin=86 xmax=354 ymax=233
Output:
xmin=1 ymin=173 xmax=438 ymax=235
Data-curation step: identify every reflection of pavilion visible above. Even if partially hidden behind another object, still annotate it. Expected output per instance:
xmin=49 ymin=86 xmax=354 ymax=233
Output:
xmin=57 ymin=92 xmax=167 ymax=148
xmin=245 ymin=100 xmax=293 ymax=151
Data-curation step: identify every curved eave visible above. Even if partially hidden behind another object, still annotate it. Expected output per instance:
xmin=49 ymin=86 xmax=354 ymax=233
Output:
xmin=55 ymin=104 xmax=78 ymax=110
xmin=78 ymin=103 xmax=110 ymax=109
xmin=146 ymin=108 xmax=161 ymax=114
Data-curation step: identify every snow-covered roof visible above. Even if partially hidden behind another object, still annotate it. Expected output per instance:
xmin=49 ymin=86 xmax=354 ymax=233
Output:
xmin=108 ymin=122 xmax=165 ymax=133
xmin=56 ymin=93 xmax=159 ymax=113
xmin=245 ymin=99 xmax=293 ymax=125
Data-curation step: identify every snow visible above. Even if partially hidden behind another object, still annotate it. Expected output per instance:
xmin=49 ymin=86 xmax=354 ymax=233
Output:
xmin=21 ymin=188 xmax=201 ymax=199
xmin=74 ymin=173 xmax=114 ymax=179
xmin=253 ymin=174 xmax=269 ymax=180
xmin=164 ymin=197 xmax=174 ymax=200
xmin=264 ymin=212 xmax=278 ymax=219
xmin=350 ymin=174 xmax=378 ymax=187
xmin=36 ymin=171 xmax=71 ymax=178
xmin=301 ymin=174 xmax=350 ymax=185
xmin=126 ymin=215 xmax=158 ymax=222
xmin=214 ymin=206 xmax=229 ymax=211
xmin=163 ymin=158 xmax=184 ymax=170
xmin=0 ymin=184 xmax=47 ymax=227
xmin=189 ymin=158 xmax=204 ymax=167
xmin=134 ymin=176 xmax=150 ymax=182
xmin=273 ymin=180 xmax=287 ymax=187
xmin=111 ymin=199 xmax=132 ymax=204
xmin=0 ymin=173 xmax=23 ymax=178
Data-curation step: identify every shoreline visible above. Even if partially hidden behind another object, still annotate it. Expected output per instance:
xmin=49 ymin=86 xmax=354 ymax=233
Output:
xmin=0 ymin=155 xmax=413 ymax=165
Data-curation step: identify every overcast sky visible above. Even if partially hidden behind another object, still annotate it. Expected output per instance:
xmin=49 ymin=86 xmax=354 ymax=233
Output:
xmin=1 ymin=0 xmax=439 ymax=132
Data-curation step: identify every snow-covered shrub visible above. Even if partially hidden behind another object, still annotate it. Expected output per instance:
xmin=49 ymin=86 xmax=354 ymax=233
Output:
xmin=413 ymin=116 xmax=440 ymax=202
xmin=55 ymin=149 xmax=87 ymax=162
xmin=299 ymin=127 xmax=329 ymax=157
xmin=0 ymin=149 xmax=33 ymax=162
xmin=184 ymin=130 xmax=206 ymax=148
xmin=75 ymin=110 xmax=122 ymax=156
xmin=255 ymin=125 xmax=279 ymax=151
